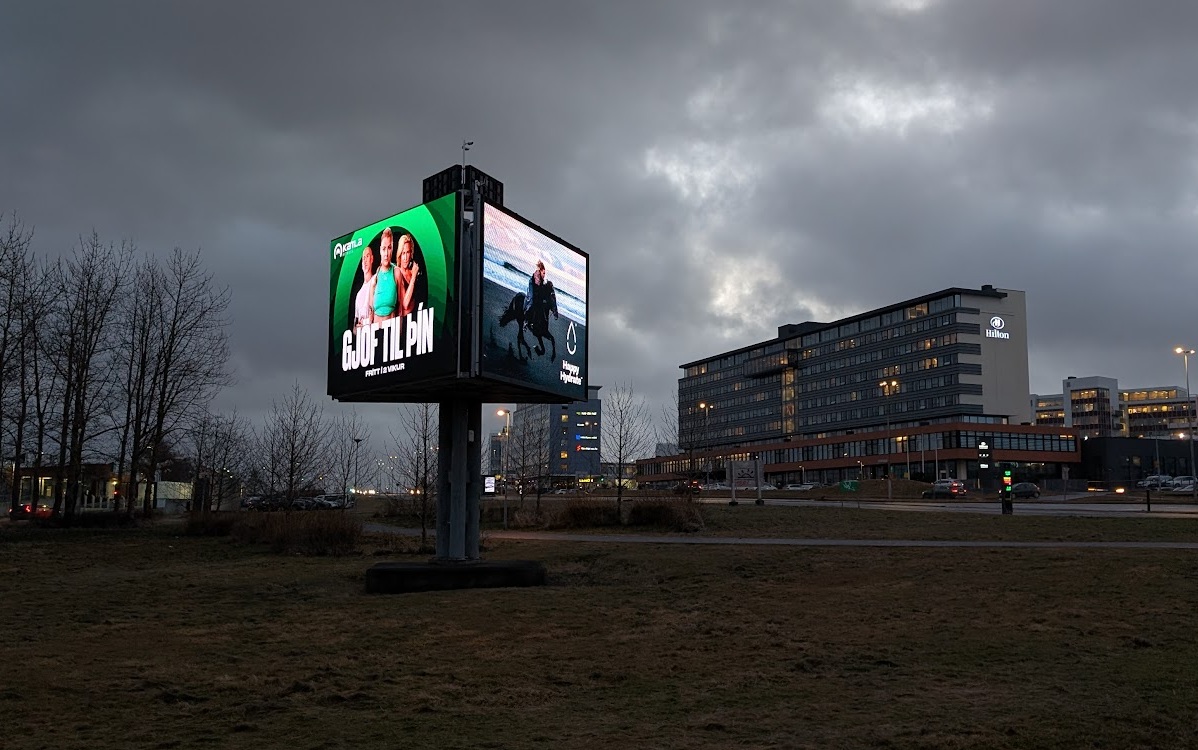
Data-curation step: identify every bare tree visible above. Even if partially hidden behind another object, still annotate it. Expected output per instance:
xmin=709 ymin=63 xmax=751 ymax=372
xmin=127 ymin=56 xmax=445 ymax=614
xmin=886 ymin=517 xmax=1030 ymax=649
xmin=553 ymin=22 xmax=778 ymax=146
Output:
xmin=43 ymin=233 xmax=132 ymax=518
xmin=511 ymin=405 xmax=551 ymax=516
xmin=139 ymin=249 xmax=233 ymax=515
xmin=329 ymin=410 xmax=372 ymax=497
xmin=189 ymin=410 xmax=250 ymax=513
xmin=0 ymin=216 xmax=48 ymax=515
xmin=113 ymin=257 xmax=160 ymax=515
xmin=389 ymin=403 xmax=437 ymax=547
xmin=253 ymin=382 xmax=331 ymax=505
xmin=655 ymin=391 xmax=681 ymax=457
xmin=601 ymin=382 xmax=653 ymax=515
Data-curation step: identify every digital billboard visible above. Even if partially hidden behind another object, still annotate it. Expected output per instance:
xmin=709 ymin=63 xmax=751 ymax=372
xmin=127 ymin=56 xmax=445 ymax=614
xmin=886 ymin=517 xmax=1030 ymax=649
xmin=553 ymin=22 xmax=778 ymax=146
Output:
xmin=327 ymin=192 xmax=459 ymax=399
xmin=479 ymin=202 xmax=588 ymax=401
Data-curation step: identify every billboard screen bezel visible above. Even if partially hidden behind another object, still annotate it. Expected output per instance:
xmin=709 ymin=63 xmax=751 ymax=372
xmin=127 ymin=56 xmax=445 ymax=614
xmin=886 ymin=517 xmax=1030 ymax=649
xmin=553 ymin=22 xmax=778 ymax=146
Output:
xmin=327 ymin=192 xmax=461 ymax=400
xmin=477 ymin=200 xmax=589 ymax=403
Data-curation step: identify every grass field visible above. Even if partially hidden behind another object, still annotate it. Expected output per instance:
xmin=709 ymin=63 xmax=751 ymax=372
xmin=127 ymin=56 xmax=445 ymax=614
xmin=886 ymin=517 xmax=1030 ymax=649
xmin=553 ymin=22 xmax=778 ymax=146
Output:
xmin=3 ymin=505 xmax=1197 ymax=749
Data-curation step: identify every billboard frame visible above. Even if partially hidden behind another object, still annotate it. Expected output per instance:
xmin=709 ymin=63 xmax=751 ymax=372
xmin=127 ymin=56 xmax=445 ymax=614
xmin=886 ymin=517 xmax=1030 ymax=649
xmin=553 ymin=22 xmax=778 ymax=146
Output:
xmin=475 ymin=199 xmax=590 ymax=403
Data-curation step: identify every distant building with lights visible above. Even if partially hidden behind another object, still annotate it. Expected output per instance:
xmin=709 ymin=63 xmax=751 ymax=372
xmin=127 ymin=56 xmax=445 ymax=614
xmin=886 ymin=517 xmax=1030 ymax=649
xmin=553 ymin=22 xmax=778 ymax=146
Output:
xmin=509 ymin=386 xmax=602 ymax=488
xmin=638 ymin=285 xmax=1081 ymax=487
xmin=1032 ymin=377 xmax=1197 ymax=440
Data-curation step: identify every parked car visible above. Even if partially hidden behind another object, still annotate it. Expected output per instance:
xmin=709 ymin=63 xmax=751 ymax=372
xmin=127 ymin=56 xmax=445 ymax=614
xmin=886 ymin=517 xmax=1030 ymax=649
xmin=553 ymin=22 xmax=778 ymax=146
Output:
xmin=1010 ymin=482 xmax=1041 ymax=499
xmin=1136 ymin=475 xmax=1172 ymax=489
xmin=1169 ymin=476 xmax=1196 ymax=489
xmin=1169 ymin=482 xmax=1196 ymax=494
xmin=10 ymin=501 xmax=52 ymax=519
xmin=784 ymin=483 xmax=815 ymax=491
xmin=921 ymin=479 xmax=968 ymax=499
xmin=673 ymin=480 xmax=701 ymax=495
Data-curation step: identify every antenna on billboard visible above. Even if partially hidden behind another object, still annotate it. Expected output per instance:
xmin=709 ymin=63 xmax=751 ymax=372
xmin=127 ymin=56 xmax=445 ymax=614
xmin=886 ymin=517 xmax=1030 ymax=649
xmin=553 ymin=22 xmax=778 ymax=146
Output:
xmin=461 ymin=140 xmax=474 ymax=170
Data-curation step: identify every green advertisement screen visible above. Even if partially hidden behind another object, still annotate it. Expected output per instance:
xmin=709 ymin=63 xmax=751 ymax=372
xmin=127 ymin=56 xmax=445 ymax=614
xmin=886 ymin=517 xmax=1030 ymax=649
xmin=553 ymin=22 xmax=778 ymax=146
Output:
xmin=327 ymin=193 xmax=459 ymax=398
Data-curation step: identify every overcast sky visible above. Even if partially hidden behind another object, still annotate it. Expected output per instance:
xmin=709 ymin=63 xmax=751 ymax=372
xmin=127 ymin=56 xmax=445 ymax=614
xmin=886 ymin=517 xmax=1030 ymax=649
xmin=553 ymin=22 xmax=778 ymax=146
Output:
xmin=3 ymin=0 xmax=1198 ymax=449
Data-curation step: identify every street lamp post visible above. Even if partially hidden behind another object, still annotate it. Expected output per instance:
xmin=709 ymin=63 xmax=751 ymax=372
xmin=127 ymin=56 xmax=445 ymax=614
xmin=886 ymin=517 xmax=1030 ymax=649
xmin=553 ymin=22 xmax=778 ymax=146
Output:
xmin=880 ymin=379 xmax=898 ymax=501
xmin=352 ymin=437 xmax=363 ymax=496
xmin=698 ymin=402 xmax=713 ymax=487
xmin=497 ymin=408 xmax=513 ymax=528
xmin=1175 ymin=347 xmax=1197 ymax=501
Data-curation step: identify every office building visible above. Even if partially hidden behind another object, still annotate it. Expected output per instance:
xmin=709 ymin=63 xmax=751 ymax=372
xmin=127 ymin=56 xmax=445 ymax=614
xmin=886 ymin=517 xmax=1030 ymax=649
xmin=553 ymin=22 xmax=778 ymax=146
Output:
xmin=1033 ymin=378 xmax=1197 ymax=440
xmin=510 ymin=386 xmax=602 ymax=488
xmin=638 ymin=286 xmax=1079 ymax=486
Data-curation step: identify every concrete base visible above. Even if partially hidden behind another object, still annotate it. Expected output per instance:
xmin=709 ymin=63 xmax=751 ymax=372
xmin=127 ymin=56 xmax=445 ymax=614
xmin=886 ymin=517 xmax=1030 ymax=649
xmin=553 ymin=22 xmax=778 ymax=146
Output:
xmin=364 ymin=560 xmax=547 ymax=594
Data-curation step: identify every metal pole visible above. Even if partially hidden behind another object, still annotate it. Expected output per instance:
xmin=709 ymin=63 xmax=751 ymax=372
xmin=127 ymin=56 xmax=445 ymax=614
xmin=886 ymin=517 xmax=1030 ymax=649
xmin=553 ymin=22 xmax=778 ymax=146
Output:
xmin=352 ymin=437 xmax=363 ymax=497
xmin=498 ymin=409 xmax=511 ymax=529
xmin=704 ymin=406 xmax=711 ymax=487
xmin=1188 ymin=351 xmax=1196 ymax=501
xmin=1177 ymin=347 xmax=1197 ymax=501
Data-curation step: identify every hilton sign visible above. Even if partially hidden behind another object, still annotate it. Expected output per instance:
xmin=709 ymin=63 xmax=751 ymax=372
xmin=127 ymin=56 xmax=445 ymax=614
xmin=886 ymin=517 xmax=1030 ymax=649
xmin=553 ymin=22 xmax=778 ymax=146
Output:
xmin=985 ymin=316 xmax=1010 ymax=340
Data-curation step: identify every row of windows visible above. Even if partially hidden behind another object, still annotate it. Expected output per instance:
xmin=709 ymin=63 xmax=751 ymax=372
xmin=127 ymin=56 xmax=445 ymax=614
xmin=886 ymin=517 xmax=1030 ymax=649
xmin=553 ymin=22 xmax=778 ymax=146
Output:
xmin=640 ymin=428 xmax=1075 ymax=476
xmin=1124 ymin=390 xmax=1180 ymax=401
xmin=801 ymin=337 xmax=960 ymax=374
xmin=805 ymin=316 xmax=961 ymax=358
xmin=799 ymin=296 xmax=964 ymax=347
xmin=801 ymin=370 xmax=959 ymax=397
xmin=800 ymin=395 xmax=961 ymax=426
xmin=686 ymin=297 xmax=970 ymax=378
xmin=799 ymin=375 xmax=961 ymax=410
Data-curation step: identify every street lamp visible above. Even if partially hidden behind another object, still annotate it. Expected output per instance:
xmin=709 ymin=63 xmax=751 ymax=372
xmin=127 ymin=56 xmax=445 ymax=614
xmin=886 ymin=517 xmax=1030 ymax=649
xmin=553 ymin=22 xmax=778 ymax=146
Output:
xmin=497 ymin=408 xmax=513 ymax=528
xmin=352 ymin=437 xmax=363 ymax=495
xmin=880 ymin=379 xmax=899 ymax=501
xmin=698 ymin=402 xmax=713 ymax=487
xmin=1174 ymin=347 xmax=1197 ymax=500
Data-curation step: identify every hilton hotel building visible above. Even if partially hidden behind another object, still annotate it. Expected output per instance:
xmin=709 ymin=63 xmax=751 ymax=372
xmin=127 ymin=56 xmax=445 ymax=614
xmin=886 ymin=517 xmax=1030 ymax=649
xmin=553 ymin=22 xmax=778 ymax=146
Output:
xmin=637 ymin=286 xmax=1079 ymax=486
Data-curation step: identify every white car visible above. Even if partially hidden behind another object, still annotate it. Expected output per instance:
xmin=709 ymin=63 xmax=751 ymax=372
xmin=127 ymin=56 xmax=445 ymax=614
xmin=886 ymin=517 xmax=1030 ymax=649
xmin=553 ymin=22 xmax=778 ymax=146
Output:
xmin=1169 ymin=476 xmax=1196 ymax=489
xmin=784 ymin=484 xmax=815 ymax=491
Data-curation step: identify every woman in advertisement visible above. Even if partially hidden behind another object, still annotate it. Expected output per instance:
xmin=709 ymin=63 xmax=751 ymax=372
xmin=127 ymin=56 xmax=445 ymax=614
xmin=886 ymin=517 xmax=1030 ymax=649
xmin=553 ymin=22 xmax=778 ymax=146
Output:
xmin=395 ymin=231 xmax=421 ymax=318
xmin=354 ymin=243 xmax=376 ymax=328
xmin=372 ymin=228 xmax=399 ymax=323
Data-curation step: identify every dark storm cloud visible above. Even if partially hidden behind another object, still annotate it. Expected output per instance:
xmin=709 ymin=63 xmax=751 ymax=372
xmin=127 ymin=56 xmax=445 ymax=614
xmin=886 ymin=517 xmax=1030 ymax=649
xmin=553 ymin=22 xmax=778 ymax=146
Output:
xmin=3 ymin=0 xmax=1197 ymax=444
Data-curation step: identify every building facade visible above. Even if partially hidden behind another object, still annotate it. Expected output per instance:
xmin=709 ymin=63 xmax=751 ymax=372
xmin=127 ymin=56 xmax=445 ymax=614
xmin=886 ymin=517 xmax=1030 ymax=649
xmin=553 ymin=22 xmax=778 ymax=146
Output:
xmin=1032 ymin=378 xmax=1197 ymax=440
xmin=510 ymin=386 xmax=602 ymax=488
xmin=639 ymin=286 xmax=1079 ymax=486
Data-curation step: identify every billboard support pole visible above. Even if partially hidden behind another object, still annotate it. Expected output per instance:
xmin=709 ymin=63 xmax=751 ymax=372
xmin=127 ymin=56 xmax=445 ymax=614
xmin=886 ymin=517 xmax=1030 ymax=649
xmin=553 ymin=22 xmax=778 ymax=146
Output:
xmin=436 ymin=401 xmax=453 ymax=560
xmin=465 ymin=401 xmax=481 ymax=559
xmin=434 ymin=398 xmax=482 ymax=562
xmin=448 ymin=400 xmax=468 ymax=559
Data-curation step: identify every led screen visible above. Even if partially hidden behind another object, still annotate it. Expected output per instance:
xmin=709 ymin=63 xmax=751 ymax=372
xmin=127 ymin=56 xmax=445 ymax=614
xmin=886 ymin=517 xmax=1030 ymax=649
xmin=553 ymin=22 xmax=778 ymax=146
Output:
xmin=327 ymin=193 xmax=459 ymax=398
xmin=479 ymin=202 xmax=588 ymax=401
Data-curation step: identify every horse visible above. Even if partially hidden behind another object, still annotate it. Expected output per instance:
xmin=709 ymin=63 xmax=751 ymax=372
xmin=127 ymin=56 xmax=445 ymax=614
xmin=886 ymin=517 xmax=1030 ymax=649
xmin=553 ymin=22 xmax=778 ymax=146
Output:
xmin=498 ymin=282 xmax=558 ymax=361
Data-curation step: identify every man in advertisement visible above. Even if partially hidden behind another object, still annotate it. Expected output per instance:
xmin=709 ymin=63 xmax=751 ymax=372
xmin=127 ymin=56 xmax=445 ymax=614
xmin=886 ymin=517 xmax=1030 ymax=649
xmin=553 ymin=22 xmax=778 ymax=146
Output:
xmin=481 ymin=203 xmax=587 ymax=401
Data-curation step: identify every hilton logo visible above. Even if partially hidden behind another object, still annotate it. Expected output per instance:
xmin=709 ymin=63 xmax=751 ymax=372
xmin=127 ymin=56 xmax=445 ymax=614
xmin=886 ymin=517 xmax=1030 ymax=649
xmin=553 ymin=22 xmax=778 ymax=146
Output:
xmin=986 ymin=316 xmax=1010 ymax=339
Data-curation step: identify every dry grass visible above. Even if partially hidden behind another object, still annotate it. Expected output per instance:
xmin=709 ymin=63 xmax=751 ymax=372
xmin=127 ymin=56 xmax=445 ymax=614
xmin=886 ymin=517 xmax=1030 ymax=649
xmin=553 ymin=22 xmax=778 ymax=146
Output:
xmin=2 ymin=510 xmax=1198 ymax=749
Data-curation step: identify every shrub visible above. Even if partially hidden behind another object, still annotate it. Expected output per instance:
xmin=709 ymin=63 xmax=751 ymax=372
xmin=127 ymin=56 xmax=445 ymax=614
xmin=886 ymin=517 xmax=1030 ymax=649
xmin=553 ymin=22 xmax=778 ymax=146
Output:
xmin=231 ymin=511 xmax=363 ymax=557
xmin=183 ymin=513 xmax=237 ymax=537
xmin=545 ymin=499 xmax=621 ymax=529
xmin=626 ymin=498 xmax=704 ymax=532
xmin=48 ymin=512 xmax=140 ymax=529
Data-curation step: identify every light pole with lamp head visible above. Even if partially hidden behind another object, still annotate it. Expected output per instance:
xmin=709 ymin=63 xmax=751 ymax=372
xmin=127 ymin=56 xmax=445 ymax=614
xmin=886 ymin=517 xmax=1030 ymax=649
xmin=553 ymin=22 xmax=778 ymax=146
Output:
xmin=352 ymin=437 xmax=363 ymax=498
xmin=880 ymin=379 xmax=898 ymax=501
xmin=1174 ymin=347 xmax=1196 ymax=500
xmin=698 ymin=402 xmax=713 ymax=487
xmin=497 ymin=408 xmax=513 ymax=527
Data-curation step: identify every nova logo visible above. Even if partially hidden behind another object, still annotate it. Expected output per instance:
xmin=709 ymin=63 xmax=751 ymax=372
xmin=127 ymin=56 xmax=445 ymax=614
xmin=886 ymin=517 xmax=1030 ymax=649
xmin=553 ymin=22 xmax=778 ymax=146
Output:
xmin=333 ymin=237 xmax=363 ymax=259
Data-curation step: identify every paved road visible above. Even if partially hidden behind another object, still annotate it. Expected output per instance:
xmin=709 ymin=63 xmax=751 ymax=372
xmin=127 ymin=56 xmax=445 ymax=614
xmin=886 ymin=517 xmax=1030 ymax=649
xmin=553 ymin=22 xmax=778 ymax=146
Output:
xmin=738 ymin=496 xmax=1198 ymax=518
xmin=364 ymin=522 xmax=1198 ymax=551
